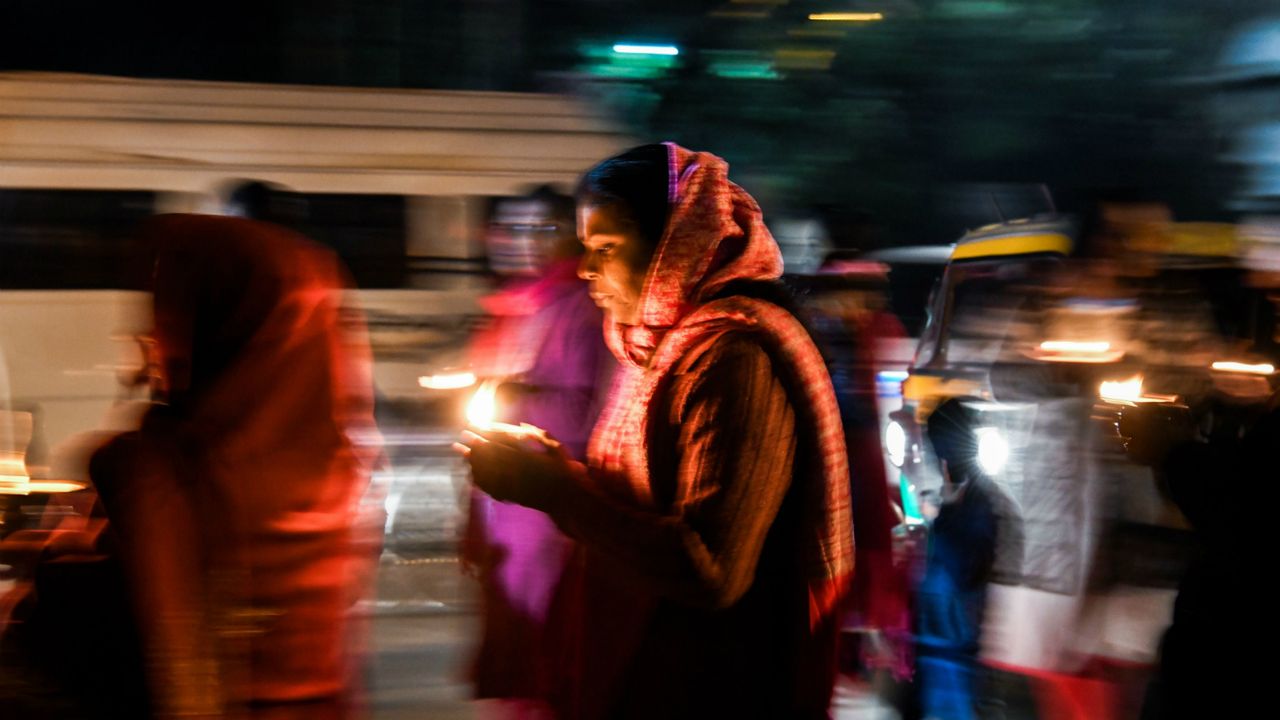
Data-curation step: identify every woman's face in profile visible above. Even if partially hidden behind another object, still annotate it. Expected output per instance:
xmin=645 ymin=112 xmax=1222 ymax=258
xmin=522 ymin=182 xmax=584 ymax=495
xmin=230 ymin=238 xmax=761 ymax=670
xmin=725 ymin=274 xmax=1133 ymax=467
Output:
xmin=577 ymin=201 xmax=654 ymax=325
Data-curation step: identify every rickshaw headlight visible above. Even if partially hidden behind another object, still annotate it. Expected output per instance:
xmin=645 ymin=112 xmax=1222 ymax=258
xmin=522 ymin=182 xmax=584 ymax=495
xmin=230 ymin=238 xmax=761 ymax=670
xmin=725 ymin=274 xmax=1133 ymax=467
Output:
xmin=885 ymin=420 xmax=907 ymax=468
xmin=976 ymin=426 xmax=1009 ymax=476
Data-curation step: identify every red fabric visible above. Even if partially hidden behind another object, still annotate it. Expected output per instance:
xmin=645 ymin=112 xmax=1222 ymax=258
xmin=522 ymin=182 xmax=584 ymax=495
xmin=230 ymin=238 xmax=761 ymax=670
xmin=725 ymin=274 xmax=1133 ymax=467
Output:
xmin=846 ymin=310 xmax=910 ymax=630
xmin=983 ymin=663 xmax=1122 ymax=720
xmin=97 ymin=214 xmax=380 ymax=714
xmin=589 ymin=143 xmax=854 ymax=629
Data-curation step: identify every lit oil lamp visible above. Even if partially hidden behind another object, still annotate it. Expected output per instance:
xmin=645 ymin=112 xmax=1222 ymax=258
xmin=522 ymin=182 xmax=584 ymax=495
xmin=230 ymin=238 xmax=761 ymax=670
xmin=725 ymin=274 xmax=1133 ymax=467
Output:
xmin=1 ymin=411 xmax=87 ymax=495
xmin=464 ymin=380 xmax=549 ymax=442
xmin=1098 ymin=375 xmax=1178 ymax=405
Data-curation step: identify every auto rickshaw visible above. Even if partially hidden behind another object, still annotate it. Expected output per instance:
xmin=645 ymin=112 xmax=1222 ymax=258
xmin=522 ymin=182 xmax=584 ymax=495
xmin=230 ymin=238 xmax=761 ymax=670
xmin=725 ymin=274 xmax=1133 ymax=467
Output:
xmin=884 ymin=216 xmax=1268 ymax=698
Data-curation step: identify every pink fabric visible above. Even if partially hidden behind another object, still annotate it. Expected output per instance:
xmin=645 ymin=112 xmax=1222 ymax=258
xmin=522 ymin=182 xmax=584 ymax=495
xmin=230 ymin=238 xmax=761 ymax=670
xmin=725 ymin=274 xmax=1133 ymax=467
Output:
xmin=463 ymin=258 xmax=607 ymax=699
xmin=468 ymin=259 xmax=584 ymax=379
xmin=477 ymin=259 xmax=582 ymax=318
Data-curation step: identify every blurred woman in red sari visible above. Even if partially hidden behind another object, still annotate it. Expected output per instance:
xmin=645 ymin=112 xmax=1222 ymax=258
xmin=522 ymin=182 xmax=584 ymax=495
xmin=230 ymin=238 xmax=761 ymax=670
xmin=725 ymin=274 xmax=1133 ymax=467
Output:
xmin=91 ymin=214 xmax=381 ymax=718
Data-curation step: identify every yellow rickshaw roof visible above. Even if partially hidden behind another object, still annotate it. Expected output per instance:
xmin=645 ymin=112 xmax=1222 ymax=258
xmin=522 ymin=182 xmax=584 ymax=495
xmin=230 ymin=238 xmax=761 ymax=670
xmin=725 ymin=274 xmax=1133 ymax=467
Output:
xmin=950 ymin=220 xmax=1073 ymax=261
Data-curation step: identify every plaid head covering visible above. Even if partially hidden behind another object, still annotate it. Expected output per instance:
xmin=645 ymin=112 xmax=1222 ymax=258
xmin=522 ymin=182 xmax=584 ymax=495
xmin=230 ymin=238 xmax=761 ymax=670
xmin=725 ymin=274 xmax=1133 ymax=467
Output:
xmin=588 ymin=143 xmax=853 ymax=628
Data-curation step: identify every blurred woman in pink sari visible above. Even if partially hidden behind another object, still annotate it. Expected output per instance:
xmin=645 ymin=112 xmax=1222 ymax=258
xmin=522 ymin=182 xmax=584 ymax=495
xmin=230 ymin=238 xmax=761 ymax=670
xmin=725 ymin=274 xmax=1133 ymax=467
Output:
xmin=462 ymin=187 xmax=613 ymax=719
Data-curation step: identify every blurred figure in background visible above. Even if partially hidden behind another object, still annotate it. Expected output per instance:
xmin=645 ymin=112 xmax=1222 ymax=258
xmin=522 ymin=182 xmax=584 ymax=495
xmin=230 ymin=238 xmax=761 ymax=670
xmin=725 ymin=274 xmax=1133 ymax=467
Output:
xmin=974 ymin=207 xmax=1140 ymax=720
xmin=803 ymin=259 xmax=913 ymax=686
xmin=1140 ymin=218 xmax=1280 ymax=720
xmin=222 ymin=180 xmax=308 ymax=227
xmin=460 ymin=143 xmax=853 ymax=719
xmin=913 ymin=400 xmax=1018 ymax=720
xmin=1061 ymin=191 xmax=1221 ymax=374
xmin=977 ymin=196 xmax=1218 ymax=719
xmin=90 ymin=214 xmax=380 ymax=718
xmin=461 ymin=186 xmax=613 ymax=719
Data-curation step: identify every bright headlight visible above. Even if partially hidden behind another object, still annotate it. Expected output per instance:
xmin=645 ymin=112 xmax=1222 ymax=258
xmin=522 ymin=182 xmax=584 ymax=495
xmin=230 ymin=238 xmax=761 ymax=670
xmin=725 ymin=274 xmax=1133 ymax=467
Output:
xmin=885 ymin=420 xmax=907 ymax=468
xmin=976 ymin=426 xmax=1009 ymax=476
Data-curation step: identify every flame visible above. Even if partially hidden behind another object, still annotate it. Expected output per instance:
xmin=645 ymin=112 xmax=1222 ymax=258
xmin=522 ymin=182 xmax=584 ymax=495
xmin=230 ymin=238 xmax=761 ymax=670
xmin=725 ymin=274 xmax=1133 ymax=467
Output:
xmin=466 ymin=381 xmax=498 ymax=429
xmin=1211 ymin=361 xmax=1276 ymax=376
xmin=25 ymin=480 xmax=87 ymax=494
xmin=0 ymin=455 xmax=29 ymax=495
xmin=809 ymin=12 xmax=884 ymax=22
xmin=1041 ymin=340 xmax=1112 ymax=354
xmin=0 ymin=467 xmax=86 ymax=496
xmin=419 ymin=371 xmax=478 ymax=390
xmin=1100 ymin=375 xmax=1144 ymax=403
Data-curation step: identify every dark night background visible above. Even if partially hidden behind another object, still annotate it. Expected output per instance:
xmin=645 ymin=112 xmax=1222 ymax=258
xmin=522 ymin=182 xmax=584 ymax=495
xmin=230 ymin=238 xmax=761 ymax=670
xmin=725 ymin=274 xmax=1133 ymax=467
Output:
xmin=4 ymin=1 xmax=1278 ymax=248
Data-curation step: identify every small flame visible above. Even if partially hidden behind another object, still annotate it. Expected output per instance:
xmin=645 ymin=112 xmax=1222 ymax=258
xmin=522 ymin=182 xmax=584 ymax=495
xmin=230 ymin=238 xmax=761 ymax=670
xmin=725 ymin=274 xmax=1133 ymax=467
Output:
xmin=420 ymin=371 xmax=478 ymax=390
xmin=809 ymin=12 xmax=884 ymax=22
xmin=0 ymin=455 xmax=29 ymax=494
xmin=1100 ymin=375 xmax=1144 ymax=403
xmin=1211 ymin=361 xmax=1276 ymax=376
xmin=0 ymin=467 xmax=85 ymax=495
xmin=0 ymin=473 xmax=30 ymax=495
xmin=1042 ymin=340 xmax=1112 ymax=354
xmin=25 ymin=480 xmax=87 ymax=494
xmin=466 ymin=381 xmax=498 ymax=429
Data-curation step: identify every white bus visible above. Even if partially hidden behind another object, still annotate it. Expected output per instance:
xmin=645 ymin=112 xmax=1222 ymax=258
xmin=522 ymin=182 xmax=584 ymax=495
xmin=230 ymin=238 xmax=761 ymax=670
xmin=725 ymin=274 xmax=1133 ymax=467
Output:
xmin=0 ymin=72 xmax=630 ymax=550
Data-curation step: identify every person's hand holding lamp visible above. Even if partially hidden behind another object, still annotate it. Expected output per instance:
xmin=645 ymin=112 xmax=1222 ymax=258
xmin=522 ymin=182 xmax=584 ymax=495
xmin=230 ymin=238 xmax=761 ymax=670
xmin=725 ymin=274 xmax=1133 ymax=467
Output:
xmin=454 ymin=381 xmax=579 ymax=509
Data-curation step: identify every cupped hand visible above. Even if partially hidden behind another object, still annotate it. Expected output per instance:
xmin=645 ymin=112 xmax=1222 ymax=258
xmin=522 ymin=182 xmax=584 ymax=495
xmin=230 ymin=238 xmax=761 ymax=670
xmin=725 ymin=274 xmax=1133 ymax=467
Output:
xmin=454 ymin=427 xmax=577 ymax=510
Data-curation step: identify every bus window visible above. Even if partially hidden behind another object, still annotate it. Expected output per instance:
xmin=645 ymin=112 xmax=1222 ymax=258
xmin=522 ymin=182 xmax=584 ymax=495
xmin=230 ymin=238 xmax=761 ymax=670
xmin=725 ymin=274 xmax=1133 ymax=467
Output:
xmin=269 ymin=193 xmax=409 ymax=289
xmin=0 ymin=190 xmax=156 ymax=290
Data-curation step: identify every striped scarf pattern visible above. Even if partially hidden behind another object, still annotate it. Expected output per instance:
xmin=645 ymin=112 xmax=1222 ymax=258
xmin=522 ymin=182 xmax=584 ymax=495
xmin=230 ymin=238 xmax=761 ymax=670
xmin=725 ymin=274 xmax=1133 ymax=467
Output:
xmin=588 ymin=143 xmax=854 ymax=627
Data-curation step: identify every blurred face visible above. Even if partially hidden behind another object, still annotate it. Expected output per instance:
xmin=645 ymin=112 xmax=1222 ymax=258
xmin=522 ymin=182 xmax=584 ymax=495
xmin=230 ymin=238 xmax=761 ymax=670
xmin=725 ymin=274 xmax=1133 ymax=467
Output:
xmin=487 ymin=198 xmax=564 ymax=276
xmin=577 ymin=202 xmax=655 ymax=325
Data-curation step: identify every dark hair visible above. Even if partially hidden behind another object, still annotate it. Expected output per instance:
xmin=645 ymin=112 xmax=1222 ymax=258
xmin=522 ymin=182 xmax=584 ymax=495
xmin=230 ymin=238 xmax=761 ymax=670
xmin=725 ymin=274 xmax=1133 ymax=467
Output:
xmin=575 ymin=144 xmax=671 ymax=250
xmin=814 ymin=205 xmax=875 ymax=253
xmin=225 ymin=180 xmax=279 ymax=217
xmin=525 ymin=183 xmax=576 ymax=225
xmin=222 ymin=179 xmax=305 ymax=225
xmin=927 ymin=399 xmax=979 ymax=483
